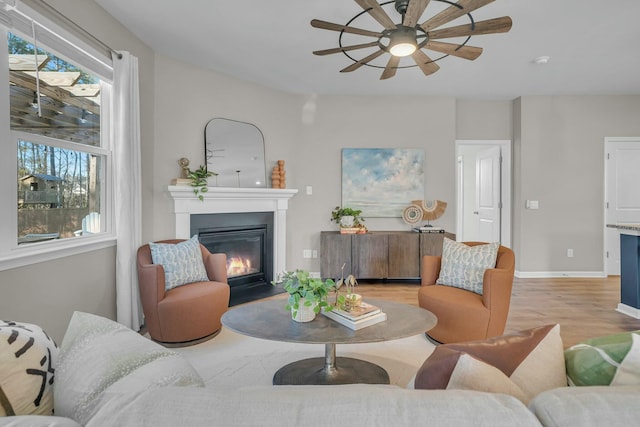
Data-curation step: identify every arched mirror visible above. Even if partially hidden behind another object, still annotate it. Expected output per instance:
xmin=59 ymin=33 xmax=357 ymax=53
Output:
xmin=204 ymin=118 xmax=267 ymax=188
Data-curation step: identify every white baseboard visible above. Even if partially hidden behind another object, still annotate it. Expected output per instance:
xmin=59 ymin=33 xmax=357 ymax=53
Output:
xmin=515 ymin=271 xmax=607 ymax=279
xmin=617 ymin=303 xmax=640 ymax=319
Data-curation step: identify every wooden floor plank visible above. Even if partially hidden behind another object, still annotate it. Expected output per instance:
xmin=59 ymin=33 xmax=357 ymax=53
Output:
xmin=350 ymin=276 xmax=640 ymax=348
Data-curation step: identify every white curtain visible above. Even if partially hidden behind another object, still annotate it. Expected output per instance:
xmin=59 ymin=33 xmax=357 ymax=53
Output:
xmin=112 ymin=51 xmax=143 ymax=331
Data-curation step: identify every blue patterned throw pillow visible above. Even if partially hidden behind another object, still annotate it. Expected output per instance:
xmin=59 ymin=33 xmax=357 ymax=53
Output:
xmin=149 ymin=235 xmax=209 ymax=290
xmin=436 ymin=238 xmax=499 ymax=295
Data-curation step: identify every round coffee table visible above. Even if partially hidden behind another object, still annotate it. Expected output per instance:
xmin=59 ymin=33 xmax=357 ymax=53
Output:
xmin=221 ymin=298 xmax=437 ymax=385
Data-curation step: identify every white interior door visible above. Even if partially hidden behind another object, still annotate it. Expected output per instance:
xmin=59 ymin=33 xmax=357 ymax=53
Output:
xmin=605 ymin=138 xmax=640 ymax=275
xmin=476 ymin=146 xmax=501 ymax=242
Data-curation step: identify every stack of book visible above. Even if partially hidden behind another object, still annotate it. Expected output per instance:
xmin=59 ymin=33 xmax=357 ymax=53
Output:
xmin=412 ymin=226 xmax=445 ymax=233
xmin=322 ymin=301 xmax=386 ymax=330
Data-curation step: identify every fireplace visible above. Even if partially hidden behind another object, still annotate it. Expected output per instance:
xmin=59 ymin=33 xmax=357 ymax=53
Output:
xmin=168 ymin=185 xmax=297 ymax=305
xmin=191 ymin=212 xmax=273 ymax=300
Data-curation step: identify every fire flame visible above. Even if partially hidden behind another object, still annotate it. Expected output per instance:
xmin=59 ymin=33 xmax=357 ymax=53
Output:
xmin=227 ymin=256 xmax=253 ymax=277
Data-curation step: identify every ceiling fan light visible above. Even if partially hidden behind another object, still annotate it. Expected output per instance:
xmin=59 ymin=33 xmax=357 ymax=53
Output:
xmin=390 ymin=42 xmax=416 ymax=57
xmin=389 ymin=27 xmax=417 ymax=57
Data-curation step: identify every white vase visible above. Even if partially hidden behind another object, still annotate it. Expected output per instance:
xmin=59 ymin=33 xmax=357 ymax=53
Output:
xmin=292 ymin=298 xmax=317 ymax=322
xmin=340 ymin=215 xmax=355 ymax=228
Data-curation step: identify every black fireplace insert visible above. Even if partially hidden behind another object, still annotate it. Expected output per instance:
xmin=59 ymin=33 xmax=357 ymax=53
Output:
xmin=191 ymin=212 xmax=279 ymax=305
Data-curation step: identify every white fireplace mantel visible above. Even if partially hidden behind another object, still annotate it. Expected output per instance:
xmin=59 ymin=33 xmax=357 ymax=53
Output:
xmin=168 ymin=185 xmax=298 ymax=274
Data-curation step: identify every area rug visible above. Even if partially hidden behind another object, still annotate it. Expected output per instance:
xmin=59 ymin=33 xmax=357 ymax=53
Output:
xmin=174 ymin=326 xmax=435 ymax=388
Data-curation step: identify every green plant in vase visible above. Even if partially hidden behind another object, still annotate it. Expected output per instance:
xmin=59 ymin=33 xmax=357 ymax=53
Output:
xmin=188 ymin=165 xmax=217 ymax=201
xmin=330 ymin=206 xmax=365 ymax=230
xmin=272 ymin=270 xmax=335 ymax=321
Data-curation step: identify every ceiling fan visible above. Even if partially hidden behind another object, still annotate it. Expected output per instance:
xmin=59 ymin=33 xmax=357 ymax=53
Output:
xmin=311 ymin=0 xmax=512 ymax=80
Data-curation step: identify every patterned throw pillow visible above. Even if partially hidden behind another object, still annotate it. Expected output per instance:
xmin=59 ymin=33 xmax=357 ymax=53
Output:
xmin=414 ymin=324 xmax=566 ymax=404
xmin=149 ymin=235 xmax=209 ymax=290
xmin=0 ymin=320 xmax=58 ymax=416
xmin=436 ymin=238 xmax=499 ymax=295
xmin=565 ymin=330 xmax=640 ymax=386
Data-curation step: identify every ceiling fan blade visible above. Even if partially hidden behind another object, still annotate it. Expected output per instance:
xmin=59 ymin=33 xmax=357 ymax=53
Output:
xmin=313 ymin=41 xmax=380 ymax=56
xmin=421 ymin=0 xmax=495 ymax=31
xmin=428 ymin=16 xmax=512 ymax=39
xmin=311 ymin=19 xmax=383 ymax=38
xmin=354 ymin=0 xmax=397 ymax=30
xmin=340 ymin=49 xmax=386 ymax=73
xmin=404 ymin=0 xmax=431 ymax=27
xmin=425 ymin=40 xmax=483 ymax=60
xmin=411 ymin=50 xmax=440 ymax=76
xmin=380 ymin=55 xmax=401 ymax=80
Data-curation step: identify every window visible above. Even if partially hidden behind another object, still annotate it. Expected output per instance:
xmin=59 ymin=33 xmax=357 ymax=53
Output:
xmin=1 ymin=5 xmax=114 ymax=269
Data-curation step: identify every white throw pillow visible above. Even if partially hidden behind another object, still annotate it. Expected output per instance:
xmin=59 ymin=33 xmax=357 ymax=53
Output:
xmin=149 ymin=235 xmax=209 ymax=290
xmin=54 ymin=312 xmax=204 ymax=425
xmin=0 ymin=321 xmax=58 ymax=416
xmin=436 ymin=238 xmax=499 ymax=295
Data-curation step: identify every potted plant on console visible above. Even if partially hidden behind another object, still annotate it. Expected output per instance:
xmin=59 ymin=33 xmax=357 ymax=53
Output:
xmin=273 ymin=270 xmax=335 ymax=322
xmin=330 ymin=206 xmax=366 ymax=234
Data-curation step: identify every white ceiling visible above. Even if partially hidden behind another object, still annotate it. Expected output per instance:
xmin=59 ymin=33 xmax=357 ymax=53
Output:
xmin=95 ymin=0 xmax=640 ymax=100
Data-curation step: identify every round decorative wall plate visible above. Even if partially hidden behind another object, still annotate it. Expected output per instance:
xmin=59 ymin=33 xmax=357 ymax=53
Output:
xmin=402 ymin=204 xmax=423 ymax=225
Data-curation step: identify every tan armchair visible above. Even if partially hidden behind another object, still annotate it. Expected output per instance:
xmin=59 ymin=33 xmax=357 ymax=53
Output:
xmin=418 ymin=242 xmax=515 ymax=344
xmin=137 ymin=239 xmax=230 ymax=345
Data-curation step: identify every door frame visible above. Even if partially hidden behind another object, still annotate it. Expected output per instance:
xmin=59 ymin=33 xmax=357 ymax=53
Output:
xmin=455 ymin=140 xmax=512 ymax=247
xmin=603 ymin=137 xmax=640 ymax=276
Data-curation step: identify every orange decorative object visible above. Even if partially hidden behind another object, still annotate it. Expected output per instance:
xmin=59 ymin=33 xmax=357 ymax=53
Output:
xmin=272 ymin=160 xmax=286 ymax=188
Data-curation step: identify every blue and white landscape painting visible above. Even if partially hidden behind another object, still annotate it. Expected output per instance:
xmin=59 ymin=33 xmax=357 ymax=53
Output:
xmin=342 ymin=148 xmax=425 ymax=217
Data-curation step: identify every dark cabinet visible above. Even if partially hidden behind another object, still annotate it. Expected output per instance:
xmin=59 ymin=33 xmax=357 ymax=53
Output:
xmin=320 ymin=231 xmax=455 ymax=280
xmin=388 ymin=232 xmax=420 ymax=277
xmin=320 ymin=232 xmax=352 ymax=279
xmin=352 ymin=233 xmax=388 ymax=278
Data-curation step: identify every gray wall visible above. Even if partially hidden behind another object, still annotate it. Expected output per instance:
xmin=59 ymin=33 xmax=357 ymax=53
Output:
xmin=513 ymin=96 xmax=640 ymax=274
xmin=0 ymin=247 xmax=116 ymax=343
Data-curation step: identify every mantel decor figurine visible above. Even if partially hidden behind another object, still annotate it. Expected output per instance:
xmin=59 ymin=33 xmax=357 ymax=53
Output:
xmin=170 ymin=157 xmax=193 ymax=185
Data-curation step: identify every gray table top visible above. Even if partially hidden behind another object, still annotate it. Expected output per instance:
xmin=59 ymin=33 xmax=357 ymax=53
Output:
xmin=221 ymin=298 xmax=437 ymax=345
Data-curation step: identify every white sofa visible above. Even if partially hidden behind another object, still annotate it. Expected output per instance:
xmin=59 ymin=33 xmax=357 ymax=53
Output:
xmin=1 ymin=312 xmax=639 ymax=427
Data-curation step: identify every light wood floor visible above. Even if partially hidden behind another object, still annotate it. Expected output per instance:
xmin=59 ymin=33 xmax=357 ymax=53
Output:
xmin=349 ymin=276 xmax=640 ymax=348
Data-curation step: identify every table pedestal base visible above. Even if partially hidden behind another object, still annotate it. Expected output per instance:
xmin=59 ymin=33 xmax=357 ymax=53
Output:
xmin=272 ymin=343 xmax=389 ymax=385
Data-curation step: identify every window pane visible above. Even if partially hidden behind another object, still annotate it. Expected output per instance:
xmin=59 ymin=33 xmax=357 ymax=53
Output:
xmin=8 ymin=32 xmax=101 ymax=146
xmin=8 ymin=32 xmax=106 ymax=245
xmin=17 ymin=140 xmax=103 ymax=244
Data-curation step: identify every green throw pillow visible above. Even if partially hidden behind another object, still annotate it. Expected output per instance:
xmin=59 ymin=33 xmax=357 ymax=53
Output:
xmin=565 ymin=330 xmax=640 ymax=386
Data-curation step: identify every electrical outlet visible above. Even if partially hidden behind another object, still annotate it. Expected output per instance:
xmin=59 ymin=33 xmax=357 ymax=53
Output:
xmin=567 ymin=249 xmax=574 ymax=258
xmin=312 ymin=250 xmax=318 ymax=258
xmin=309 ymin=272 xmax=321 ymax=278
xmin=303 ymin=249 xmax=312 ymax=258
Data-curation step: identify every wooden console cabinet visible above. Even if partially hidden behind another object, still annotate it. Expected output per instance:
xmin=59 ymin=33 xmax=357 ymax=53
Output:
xmin=320 ymin=231 xmax=455 ymax=280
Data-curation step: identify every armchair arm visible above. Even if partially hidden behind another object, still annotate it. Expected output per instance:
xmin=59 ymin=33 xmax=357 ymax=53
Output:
xmin=204 ymin=253 xmax=228 ymax=283
xmin=481 ymin=267 xmax=514 ymax=311
xmin=421 ymin=256 xmax=442 ymax=286
xmin=138 ymin=263 xmax=166 ymax=304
